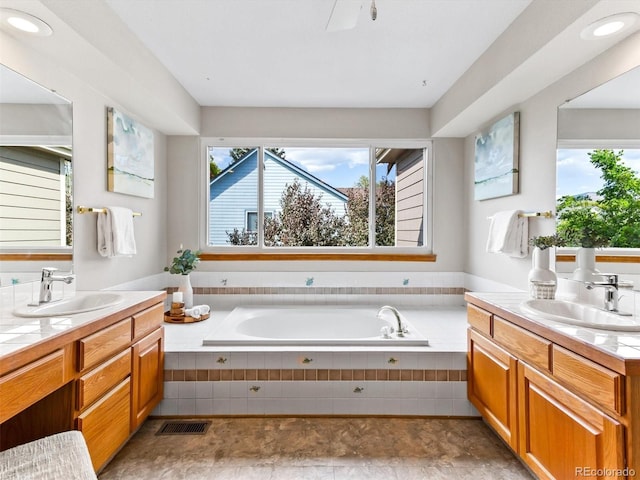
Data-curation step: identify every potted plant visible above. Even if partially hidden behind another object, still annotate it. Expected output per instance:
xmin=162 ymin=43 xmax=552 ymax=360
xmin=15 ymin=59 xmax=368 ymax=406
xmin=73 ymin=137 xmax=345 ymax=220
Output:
xmin=165 ymin=247 xmax=201 ymax=308
xmin=527 ymin=234 xmax=566 ymax=299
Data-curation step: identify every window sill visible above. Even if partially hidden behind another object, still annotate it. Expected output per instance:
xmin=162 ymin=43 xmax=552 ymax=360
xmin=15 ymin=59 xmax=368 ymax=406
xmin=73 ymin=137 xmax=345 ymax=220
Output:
xmin=0 ymin=252 xmax=73 ymax=261
xmin=200 ymin=253 xmax=437 ymax=262
xmin=556 ymin=254 xmax=640 ymax=264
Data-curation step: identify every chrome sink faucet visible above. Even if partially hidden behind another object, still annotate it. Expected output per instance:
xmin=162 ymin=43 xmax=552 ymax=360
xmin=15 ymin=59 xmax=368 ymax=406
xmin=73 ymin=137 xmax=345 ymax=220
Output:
xmin=377 ymin=305 xmax=407 ymax=337
xmin=585 ymin=273 xmax=631 ymax=316
xmin=38 ymin=267 xmax=74 ymax=304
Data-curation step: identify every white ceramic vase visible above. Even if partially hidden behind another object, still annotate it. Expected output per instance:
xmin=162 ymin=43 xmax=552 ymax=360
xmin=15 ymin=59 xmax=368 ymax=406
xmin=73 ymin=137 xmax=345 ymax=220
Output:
xmin=528 ymin=247 xmax=557 ymax=283
xmin=571 ymin=247 xmax=599 ymax=282
xmin=528 ymin=247 xmax=557 ymax=299
xmin=177 ymin=273 xmax=194 ymax=308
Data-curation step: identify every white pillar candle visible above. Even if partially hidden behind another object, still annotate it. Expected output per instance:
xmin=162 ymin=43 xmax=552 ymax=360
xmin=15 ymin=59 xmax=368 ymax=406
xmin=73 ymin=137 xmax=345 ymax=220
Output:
xmin=173 ymin=291 xmax=183 ymax=303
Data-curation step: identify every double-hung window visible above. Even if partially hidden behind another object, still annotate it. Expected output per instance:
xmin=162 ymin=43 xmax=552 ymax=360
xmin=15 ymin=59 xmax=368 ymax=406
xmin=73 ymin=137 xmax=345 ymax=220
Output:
xmin=205 ymin=141 xmax=432 ymax=254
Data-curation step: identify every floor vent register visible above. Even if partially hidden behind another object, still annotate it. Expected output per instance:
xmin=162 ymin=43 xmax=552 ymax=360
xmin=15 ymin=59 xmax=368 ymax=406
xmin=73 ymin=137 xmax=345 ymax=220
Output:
xmin=156 ymin=420 xmax=212 ymax=435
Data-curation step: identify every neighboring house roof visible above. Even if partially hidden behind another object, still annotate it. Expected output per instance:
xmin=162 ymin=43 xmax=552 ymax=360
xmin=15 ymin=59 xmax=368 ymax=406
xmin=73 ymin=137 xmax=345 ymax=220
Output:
xmin=210 ymin=148 xmax=348 ymax=202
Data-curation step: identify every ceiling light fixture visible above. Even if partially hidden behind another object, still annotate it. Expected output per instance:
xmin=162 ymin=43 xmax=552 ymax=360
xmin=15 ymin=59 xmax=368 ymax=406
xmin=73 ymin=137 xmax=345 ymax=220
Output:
xmin=580 ymin=12 xmax=638 ymax=40
xmin=370 ymin=0 xmax=377 ymax=21
xmin=0 ymin=8 xmax=53 ymax=36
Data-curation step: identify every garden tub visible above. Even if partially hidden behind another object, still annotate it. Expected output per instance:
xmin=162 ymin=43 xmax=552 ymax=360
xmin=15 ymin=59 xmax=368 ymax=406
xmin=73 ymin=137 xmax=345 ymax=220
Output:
xmin=202 ymin=305 xmax=429 ymax=346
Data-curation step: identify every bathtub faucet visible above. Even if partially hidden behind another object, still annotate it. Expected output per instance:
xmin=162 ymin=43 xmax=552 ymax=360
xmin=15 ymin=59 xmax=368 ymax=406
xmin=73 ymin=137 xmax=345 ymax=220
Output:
xmin=377 ymin=306 xmax=407 ymax=337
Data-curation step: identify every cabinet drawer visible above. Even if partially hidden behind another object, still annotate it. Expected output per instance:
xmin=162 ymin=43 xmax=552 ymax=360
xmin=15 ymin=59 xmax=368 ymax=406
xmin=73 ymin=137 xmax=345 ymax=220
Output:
xmin=76 ymin=378 xmax=131 ymax=471
xmin=0 ymin=349 xmax=66 ymax=423
xmin=552 ymin=345 xmax=624 ymax=415
xmin=467 ymin=304 xmax=491 ymax=336
xmin=77 ymin=349 xmax=131 ymax=411
xmin=78 ymin=318 xmax=132 ymax=372
xmin=493 ymin=316 xmax=551 ymax=372
xmin=132 ymin=303 xmax=163 ymax=340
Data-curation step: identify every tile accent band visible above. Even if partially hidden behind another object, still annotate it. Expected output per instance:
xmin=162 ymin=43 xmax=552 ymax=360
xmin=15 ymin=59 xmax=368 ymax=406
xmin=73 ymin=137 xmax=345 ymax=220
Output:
xmin=167 ymin=287 xmax=467 ymax=295
xmin=165 ymin=369 xmax=467 ymax=382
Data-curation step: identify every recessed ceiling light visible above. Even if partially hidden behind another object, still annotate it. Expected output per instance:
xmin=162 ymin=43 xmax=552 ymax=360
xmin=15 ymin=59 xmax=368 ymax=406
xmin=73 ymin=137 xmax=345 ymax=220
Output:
xmin=0 ymin=8 xmax=53 ymax=36
xmin=580 ymin=12 xmax=638 ymax=40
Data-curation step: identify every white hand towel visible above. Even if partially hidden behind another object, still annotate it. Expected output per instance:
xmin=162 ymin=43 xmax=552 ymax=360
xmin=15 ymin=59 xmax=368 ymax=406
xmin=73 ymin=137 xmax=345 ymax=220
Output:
xmin=97 ymin=211 xmax=113 ymax=257
xmin=486 ymin=210 xmax=528 ymax=258
xmin=96 ymin=207 xmax=137 ymax=257
xmin=186 ymin=307 xmax=201 ymax=319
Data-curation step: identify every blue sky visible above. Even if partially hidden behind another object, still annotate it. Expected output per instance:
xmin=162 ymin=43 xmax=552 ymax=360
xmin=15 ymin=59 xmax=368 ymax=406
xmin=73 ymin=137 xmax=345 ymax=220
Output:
xmin=556 ymin=149 xmax=640 ymax=198
xmin=209 ymin=147 xmax=392 ymax=188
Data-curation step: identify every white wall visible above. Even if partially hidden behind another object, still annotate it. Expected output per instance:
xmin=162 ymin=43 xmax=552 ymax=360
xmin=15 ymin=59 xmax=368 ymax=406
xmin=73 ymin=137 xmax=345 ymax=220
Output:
xmin=464 ymin=32 xmax=640 ymax=290
xmin=558 ymin=108 xmax=640 ymax=144
xmin=1 ymin=30 xmax=169 ymax=290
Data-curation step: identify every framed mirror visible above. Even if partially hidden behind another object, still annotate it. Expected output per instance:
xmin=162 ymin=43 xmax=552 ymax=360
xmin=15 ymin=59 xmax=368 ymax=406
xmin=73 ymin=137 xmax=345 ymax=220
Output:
xmin=0 ymin=64 xmax=73 ymax=272
xmin=556 ymin=66 xmax=640 ymax=285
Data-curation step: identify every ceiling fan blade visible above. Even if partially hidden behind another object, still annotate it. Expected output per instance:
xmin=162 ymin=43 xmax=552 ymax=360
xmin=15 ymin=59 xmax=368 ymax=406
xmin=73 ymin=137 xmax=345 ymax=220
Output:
xmin=326 ymin=0 xmax=363 ymax=32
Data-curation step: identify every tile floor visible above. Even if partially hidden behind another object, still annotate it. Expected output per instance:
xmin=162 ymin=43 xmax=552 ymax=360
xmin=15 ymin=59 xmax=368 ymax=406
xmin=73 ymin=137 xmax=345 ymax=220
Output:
xmin=99 ymin=417 xmax=534 ymax=479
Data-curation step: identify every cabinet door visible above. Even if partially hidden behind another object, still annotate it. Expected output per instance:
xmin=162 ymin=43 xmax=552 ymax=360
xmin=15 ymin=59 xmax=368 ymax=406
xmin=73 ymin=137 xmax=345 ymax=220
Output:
xmin=518 ymin=361 xmax=625 ymax=480
xmin=76 ymin=378 xmax=131 ymax=472
xmin=131 ymin=326 xmax=164 ymax=430
xmin=467 ymin=328 xmax=518 ymax=450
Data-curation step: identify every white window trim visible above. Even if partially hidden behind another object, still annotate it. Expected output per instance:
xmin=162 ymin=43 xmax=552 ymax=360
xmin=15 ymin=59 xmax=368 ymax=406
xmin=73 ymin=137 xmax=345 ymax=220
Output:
xmin=200 ymin=138 xmax=433 ymax=254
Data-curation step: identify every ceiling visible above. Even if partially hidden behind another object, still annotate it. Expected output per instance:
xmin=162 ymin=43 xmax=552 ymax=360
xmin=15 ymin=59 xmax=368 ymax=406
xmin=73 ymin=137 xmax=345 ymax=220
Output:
xmin=1 ymin=0 xmax=639 ymax=135
xmin=104 ymin=0 xmax=531 ymax=108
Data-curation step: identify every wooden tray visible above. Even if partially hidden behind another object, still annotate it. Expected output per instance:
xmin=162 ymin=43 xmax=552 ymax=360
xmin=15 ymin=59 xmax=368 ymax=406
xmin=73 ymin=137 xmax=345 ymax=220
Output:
xmin=164 ymin=311 xmax=210 ymax=324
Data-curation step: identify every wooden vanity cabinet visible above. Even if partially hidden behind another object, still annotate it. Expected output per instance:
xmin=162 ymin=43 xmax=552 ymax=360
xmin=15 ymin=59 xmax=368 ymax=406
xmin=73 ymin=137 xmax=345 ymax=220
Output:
xmin=0 ymin=294 xmax=165 ymax=473
xmin=468 ymin=328 xmax=518 ymax=450
xmin=73 ymin=302 xmax=164 ymax=470
xmin=466 ymin=299 xmax=631 ymax=480
xmin=518 ymin=361 xmax=625 ymax=479
xmin=131 ymin=326 xmax=164 ymax=430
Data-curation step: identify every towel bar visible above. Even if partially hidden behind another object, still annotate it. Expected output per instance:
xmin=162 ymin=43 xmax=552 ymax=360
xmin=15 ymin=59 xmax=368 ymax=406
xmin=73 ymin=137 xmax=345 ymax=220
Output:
xmin=77 ymin=206 xmax=142 ymax=216
xmin=519 ymin=211 xmax=553 ymax=219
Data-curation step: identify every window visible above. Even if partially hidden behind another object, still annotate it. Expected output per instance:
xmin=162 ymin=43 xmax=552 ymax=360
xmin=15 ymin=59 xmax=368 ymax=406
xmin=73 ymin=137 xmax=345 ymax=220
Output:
xmin=206 ymin=143 xmax=431 ymax=252
xmin=556 ymin=148 xmax=640 ymax=248
xmin=246 ymin=211 xmax=272 ymax=232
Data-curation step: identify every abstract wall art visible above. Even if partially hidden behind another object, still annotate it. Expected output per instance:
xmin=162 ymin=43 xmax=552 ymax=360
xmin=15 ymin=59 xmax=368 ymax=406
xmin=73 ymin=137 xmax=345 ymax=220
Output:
xmin=107 ymin=107 xmax=154 ymax=198
xmin=474 ymin=111 xmax=519 ymax=201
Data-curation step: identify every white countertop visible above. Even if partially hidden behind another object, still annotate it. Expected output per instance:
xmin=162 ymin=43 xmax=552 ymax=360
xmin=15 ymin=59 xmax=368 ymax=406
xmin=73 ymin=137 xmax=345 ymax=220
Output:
xmin=0 ymin=290 xmax=165 ymax=359
xmin=468 ymin=291 xmax=640 ymax=360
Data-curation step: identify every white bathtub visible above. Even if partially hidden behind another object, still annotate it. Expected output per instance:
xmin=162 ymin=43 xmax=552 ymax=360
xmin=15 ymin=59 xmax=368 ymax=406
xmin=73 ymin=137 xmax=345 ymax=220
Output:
xmin=202 ymin=306 xmax=429 ymax=346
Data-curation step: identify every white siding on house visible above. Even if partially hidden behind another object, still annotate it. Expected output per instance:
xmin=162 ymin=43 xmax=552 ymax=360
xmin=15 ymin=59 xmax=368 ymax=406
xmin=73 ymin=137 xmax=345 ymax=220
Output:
xmin=0 ymin=146 xmax=66 ymax=246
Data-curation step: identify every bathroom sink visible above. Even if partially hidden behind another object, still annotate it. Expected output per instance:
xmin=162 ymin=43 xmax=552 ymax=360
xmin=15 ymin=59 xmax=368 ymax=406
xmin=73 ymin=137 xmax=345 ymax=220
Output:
xmin=13 ymin=292 xmax=124 ymax=318
xmin=520 ymin=299 xmax=640 ymax=332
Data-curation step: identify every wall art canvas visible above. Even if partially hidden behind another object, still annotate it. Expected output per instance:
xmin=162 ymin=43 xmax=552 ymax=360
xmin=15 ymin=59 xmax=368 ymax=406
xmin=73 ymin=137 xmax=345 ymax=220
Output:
xmin=474 ymin=111 xmax=519 ymax=201
xmin=107 ymin=107 xmax=154 ymax=198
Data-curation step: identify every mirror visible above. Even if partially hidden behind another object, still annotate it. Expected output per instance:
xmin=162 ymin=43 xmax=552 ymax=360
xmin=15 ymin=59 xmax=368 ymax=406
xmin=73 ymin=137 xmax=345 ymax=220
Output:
xmin=556 ymin=66 xmax=640 ymax=287
xmin=0 ymin=64 xmax=73 ymax=270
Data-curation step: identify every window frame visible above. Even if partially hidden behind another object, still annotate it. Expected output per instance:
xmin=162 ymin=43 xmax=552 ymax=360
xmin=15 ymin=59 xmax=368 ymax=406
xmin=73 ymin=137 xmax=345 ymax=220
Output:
xmin=200 ymin=138 xmax=433 ymax=257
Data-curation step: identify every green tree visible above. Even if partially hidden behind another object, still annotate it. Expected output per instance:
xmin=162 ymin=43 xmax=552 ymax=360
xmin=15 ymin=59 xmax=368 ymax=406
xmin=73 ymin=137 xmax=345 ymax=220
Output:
xmin=265 ymin=179 xmax=347 ymax=246
xmin=226 ymin=177 xmax=397 ymax=247
xmin=557 ymin=149 xmax=640 ymax=248
xmin=375 ymin=176 xmax=396 ymax=246
xmin=209 ymin=154 xmax=221 ymax=180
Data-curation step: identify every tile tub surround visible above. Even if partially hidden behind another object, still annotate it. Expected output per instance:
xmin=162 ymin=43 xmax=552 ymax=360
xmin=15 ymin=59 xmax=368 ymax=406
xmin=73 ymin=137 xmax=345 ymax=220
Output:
xmin=164 ymin=271 xmax=468 ymax=308
xmin=154 ymin=306 xmax=476 ymax=416
xmin=99 ymin=417 xmax=534 ymax=480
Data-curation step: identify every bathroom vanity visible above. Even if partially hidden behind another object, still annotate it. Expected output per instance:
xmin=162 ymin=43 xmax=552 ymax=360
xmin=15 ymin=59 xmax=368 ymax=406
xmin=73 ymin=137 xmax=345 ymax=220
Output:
xmin=0 ymin=291 xmax=165 ymax=472
xmin=466 ymin=292 xmax=640 ymax=479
